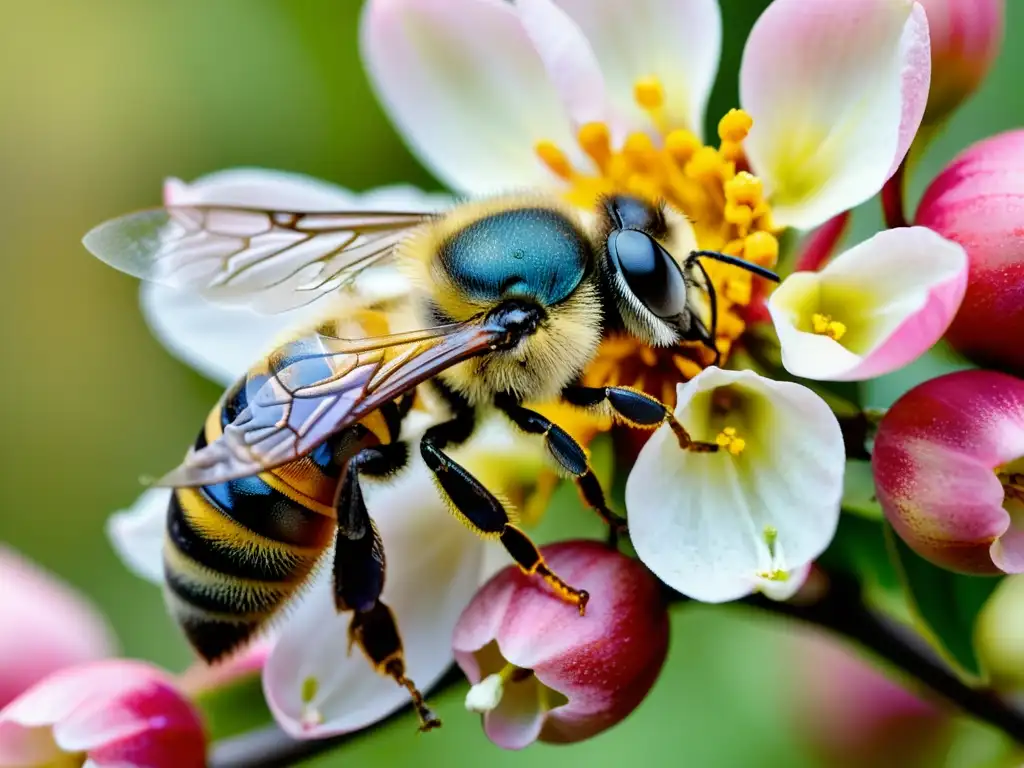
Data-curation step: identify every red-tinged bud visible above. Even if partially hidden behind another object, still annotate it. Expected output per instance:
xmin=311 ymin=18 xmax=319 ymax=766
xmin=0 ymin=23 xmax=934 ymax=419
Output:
xmin=916 ymin=130 xmax=1024 ymax=374
xmin=0 ymin=660 xmax=206 ymax=768
xmin=919 ymin=0 xmax=1004 ymax=126
xmin=453 ymin=540 xmax=668 ymax=749
xmin=792 ymin=631 xmax=950 ymax=768
xmin=873 ymin=370 xmax=1024 ymax=574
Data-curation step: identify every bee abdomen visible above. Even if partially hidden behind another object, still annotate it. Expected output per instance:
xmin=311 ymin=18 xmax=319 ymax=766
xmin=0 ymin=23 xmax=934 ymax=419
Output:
xmin=164 ymin=482 xmax=334 ymax=662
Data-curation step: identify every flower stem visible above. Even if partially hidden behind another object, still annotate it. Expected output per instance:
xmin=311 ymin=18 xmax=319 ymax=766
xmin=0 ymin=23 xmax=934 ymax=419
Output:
xmin=881 ymin=158 xmax=909 ymax=229
xmin=207 ymin=571 xmax=1024 ymax=767
xmin=741 ymin=573 xmax=1024 ymax=743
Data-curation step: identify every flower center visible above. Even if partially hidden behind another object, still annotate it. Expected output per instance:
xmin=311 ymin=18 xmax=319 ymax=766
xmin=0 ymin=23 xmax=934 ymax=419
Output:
xmin=811 ymin=313 xmax=847 ymax=342
xmin=535 ymin=77 xmax=781 ymax=407
xmin=715 ymin=426 xmax=746 ymax=456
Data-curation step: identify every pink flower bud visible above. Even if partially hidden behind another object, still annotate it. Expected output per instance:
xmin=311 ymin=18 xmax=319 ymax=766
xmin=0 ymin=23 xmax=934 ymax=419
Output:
xmin=0 ymin=660 xmax=206 ymax=768
xmin=791 ymin=631 xmax=950 ymax=767
xmin=0 ymin=547 xmax=116 ymax=709
xmin=919 ymin=0 xmax=1004 ymax=125
xmin=452 ymin=540 xmax=668 ymax=749
xmin=873 ymin=370 xmax=1024 ymax=574
xmin=916 ymin=130 xmax=1024 ymax=374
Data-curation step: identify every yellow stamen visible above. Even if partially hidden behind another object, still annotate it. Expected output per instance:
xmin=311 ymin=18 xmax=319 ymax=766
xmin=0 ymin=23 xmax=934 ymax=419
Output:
xmin=715 ymin=426 xmax=746 ymax=456
xmin=718 ymin=108 xmax=754 ymax=144
xmin=300 ymin=676 xmax=324 ymax=729
xmin=742 ymin=231 xmax=779 ymax=267
xmin=634 ymin=77 xmax=665 ymax=110
xmin=535 ymin=140 xmax=573 ymax=180
xmin=665 ymin=129 xmax=701 ymax=165
xmin=811 ymin=313 xmax=847 ymax=341
xmin=725 ymin=171 xmax=764 ymax=208
xmin=578 ymin=121 xmax=612 ymax=172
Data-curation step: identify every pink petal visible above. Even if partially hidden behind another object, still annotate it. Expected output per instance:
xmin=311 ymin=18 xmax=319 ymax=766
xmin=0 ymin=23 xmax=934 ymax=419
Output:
xmin=0 ymin=548 xmax=116 ymax=709
xmin=554 ymin=0 xmax=722 ymax=138
xmin=360 ymin=0 xmax=582 ymax=194
xmin=740 ymin=0 xmax=931 ymax=229
xmin=769 ymin=227 xmax=967 ymax=381
xmin=0 ymin=661 xmax=204 ymax=768
xmin=515 ymin=0 xmax=615 ymax=134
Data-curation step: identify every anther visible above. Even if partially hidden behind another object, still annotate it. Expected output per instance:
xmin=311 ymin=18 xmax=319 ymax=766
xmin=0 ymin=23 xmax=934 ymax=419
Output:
xmin=535 ymin=140 xmax=574 ymax=180
xmin=743 ymin=231 xmax=779 ymax=267
xmin=665 ymin=129 xmax=701 ymax=165
xmin=464 ymin=663 xmax=535 ymax=714
xmin=715 ymin=426 xmax=746 ymax=456
xmin=725 ymin=171 xmax=764 ymax=208
xmin=623 ymin=132 xmax=657 ymax=170
xmin=718 ymin=108 xmax=753 ymax=144
xmin=578 ymin=122 xmax=612 ymax=172
xmin=634 ymin=77 xmax=665 ymax=111
xmin=811 ymin=313 xmax=847 ymax=341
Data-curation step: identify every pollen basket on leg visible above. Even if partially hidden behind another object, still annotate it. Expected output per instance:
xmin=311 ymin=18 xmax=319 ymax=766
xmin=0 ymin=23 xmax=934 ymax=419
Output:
xmin=533 ymin=79 xmax=781 ymax=404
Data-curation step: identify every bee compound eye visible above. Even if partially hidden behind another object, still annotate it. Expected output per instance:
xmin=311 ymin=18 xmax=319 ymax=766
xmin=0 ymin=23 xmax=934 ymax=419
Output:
xmin=607 ymin=229 xmax=688 ymax=319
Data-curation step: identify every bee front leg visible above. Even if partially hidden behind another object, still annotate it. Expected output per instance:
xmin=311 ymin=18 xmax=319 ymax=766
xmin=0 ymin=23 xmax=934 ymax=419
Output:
xmin=420 ymin=412 xmax=590 ymax=616
xmin=334 ymin=444 xmax=441 ymax=733
xmin=562 ymin=385 xmax=720 ymax=453
xmin=494 ymin=392 xmax=627 ymax=543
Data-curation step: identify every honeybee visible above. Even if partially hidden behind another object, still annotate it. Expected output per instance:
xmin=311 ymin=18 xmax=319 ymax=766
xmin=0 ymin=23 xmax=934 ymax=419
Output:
xmin=84 ymin=192 xmax=778 ymax=730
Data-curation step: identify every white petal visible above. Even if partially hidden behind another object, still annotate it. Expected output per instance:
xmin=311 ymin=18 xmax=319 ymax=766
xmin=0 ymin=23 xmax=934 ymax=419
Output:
xmin=144 ymin=177 xmax=451 ymax=385
xmin=515 ymin=0 xmax=616 ymax=133
xmin=768 ymin=227 xmax=968 ymax=381
xmin=554 ymin=0 xmax=722 ymax=138
xmin=106 ymin=489 xmax=170 ymax=585
xmin=626 ymin=368 xmax=843 ymax=602
xmin=740 ymin=0 xmax=931 ymax=229
xmin=264 ymin=417 xmax=485 ymax=738
xmin=361 ymin=0 xmax=584 ymax=194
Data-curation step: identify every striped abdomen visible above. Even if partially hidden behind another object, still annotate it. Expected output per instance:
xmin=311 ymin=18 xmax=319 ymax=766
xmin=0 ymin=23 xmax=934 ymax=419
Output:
xmin=163 ymin=380 xmax=388 ymax=662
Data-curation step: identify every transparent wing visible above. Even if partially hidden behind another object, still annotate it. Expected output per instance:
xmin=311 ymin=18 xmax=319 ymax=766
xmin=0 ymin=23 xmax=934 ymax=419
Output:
xmin=82 ymin=206 xmax=431 ymax=313
xmin=158 ymin=320 xmax=506 ymax=487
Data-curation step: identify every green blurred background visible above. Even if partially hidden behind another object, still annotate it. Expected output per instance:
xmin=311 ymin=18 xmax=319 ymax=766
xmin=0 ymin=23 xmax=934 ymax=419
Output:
xmin=1 ymin=2 xmax=1022 ymax=765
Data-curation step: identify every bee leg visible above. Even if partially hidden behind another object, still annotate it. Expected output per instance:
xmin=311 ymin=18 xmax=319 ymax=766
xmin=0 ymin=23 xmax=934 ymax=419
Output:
xmin=334 ymin=444 xmax=441 ymax=733
xmin=421 ymin=416 xmax=590 ymax=616
xmin=494 ymin=392 xmax=627 ymax=542
xmin=563 ymin=385 xmax=720 ymax=453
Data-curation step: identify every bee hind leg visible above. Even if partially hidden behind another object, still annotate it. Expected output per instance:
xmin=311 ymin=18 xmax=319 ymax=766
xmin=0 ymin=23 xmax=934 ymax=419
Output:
xmin=494 ymin=392 xmax=627 ymax=546
xmin=334 ymin=444 xmax=441 ymax=732
xmin=420 ymin=413 xmax=590 ymax=616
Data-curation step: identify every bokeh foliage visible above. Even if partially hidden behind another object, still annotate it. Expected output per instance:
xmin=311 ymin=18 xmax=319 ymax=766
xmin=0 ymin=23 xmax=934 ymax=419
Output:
xmin=1 ymin=2 xmax=1022 ymax=765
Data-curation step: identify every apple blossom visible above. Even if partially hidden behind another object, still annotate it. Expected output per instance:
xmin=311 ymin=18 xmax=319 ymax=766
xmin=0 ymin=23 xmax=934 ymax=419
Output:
xmin=453 ymin=540 xmax=668 ymax=749
xmin=768 ymin=227 xmax=967 ymax=382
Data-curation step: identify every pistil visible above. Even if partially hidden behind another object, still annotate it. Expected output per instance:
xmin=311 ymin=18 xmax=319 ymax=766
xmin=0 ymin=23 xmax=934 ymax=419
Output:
xmin=464 ymin=662 xmax=534 ymax=713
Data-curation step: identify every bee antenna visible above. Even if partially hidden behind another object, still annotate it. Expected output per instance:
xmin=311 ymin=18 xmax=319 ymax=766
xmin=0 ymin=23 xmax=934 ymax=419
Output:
xmin=687 ymin=250 xmax=780 ymax=283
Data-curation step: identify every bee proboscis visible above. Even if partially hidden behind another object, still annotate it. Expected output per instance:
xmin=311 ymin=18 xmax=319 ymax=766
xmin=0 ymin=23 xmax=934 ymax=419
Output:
xmin=84 ymin=192 xmax=779 ymax=730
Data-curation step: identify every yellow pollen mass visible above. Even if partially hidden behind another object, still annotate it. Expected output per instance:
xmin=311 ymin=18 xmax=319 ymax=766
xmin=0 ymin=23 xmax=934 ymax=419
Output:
xmin=811 ymin=313 xmax=847 ymax=341
xmin=534 ymin=85 xmax=780 ymax=403
xmin=715 ymin=426 xmax=746 ymax=456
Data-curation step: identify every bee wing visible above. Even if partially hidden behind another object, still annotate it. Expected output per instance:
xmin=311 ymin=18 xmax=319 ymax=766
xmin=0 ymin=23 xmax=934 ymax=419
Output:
xmin=82 ymin=206 xmax=431 ymax=313
xmin=158 ymin=320 xmax=504 ymax=487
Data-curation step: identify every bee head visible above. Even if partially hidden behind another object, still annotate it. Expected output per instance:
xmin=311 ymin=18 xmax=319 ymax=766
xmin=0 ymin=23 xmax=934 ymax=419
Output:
xmin=600 ymin=194 xmax=779 ymax=357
